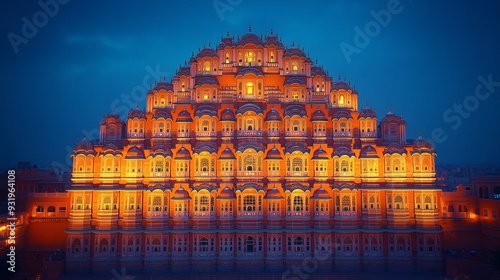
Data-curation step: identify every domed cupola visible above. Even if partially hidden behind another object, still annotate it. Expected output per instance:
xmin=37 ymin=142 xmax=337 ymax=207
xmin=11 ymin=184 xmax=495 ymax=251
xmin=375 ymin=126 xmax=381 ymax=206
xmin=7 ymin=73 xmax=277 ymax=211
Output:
xmin=73 ymin=136 xmax=95 ymax=155
xmin=176 ymin=108 xmax=193 ymax=123
xmin=128 ymin=108 xmax=146 ymax=120
xmin=311 ymin=108 xmax=328 ymax=122
xmin=172 ymin=187 xmax=191 ymax=200
xmin=312 ymin=147 xmax=329 ymax=160
xmin=359 ymin=107 xmax=377 ymax=119
xmin=218 ymin=187 xmax=236 ymax=200
xmin=237 ymin=32 xmax=264 ymax=47
xmin=125 ymin=146 xmax=145 ymax=160
xmin=380 ymin=108 xmax=407 ymax=145
xmin=153 ymin=108 xmax=173 ymax=120
xmin=412 ymin=134 xmax=435 ymax=154
xmin=219 ymin=147 xmax=236 ymax=160
xmin=196 ymin=47 xmax=218 ymax=59
xmin=265 ymin=108 xmax=282 ymax=122
xmin=150 ymin=144 xmax=172 ymax=157
xmin=332 ymin=81 xmax=351 ymax=91
xmin=264 ymin=186 xmax=283 ymax=200
xmin=175 ymin=146 xmax=192 ymax=160
xmin=383 ymin=143 xmax=407 ymax=155
xmin=265 ymin=146 xmax=283 ymax=160
xmin=332 ymin=146 xmax=355 ymax=157
xmin=284 ymin=76 xmax=306 ymax=86
xmin=195 ymin=76 xmax=219 ymax=87
xmin=360 ymin=146 xmax=379 ymax=159
xmin=311 ymin=187 xmax=331 ymax=200
xmin=175 ymin=66 xmax=191 ymax=77
xmin=153 ymin=81 xmax=174 ymax=92
xmin=195 ymin=104 xmax=218 ymax=118
xmin=311 ymin=66 xmax=326 ymax=77
xmin=283 ymin=48 xmax=307 ymax=58
xmin=220 ymin=107 xmax=236 ymax=122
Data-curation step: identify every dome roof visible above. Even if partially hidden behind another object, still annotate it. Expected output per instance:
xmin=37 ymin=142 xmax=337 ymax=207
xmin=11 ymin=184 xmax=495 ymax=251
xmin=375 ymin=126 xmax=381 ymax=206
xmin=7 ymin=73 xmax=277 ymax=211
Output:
xmin=128 ymin=108 xmax=146 ymax=120
xmin=265 ymin=108 xmax=282 ymax=122
xmin=175 ymin=66 xmax=190 ymax=76
xmin=176 ymin=109 xmax=193 ymax=123
xmin=125 ymin=146 xmax=145 ymax=159
xmin=237 ymin=142 xmax=264 ymax=153
xmin=194 ymin=142 xmax=217 ymax=154
xmin=153 ymin=81 xmax=173 ymax=92
xmin=175 ymin=147 xmax=192 ymax=160
xmin=311 ymin=187 xmax=331 ymax=200
xmin=265 ymin=35 xmax=284 ymax=48
xmin=150 ymin=145 xmax=172 ymax=157
xmin=284 ymin=76 xmax=306 ymax=86
xmin=284 ymin=104 xmax=306 ymax=117
xmin=332 ymin=146 xmax=355 ymax=157
xmin=312 ymin=147 xmax=328 ymax=160
xmin=235 ymin=67 xmax=264 ymax=77
xmin=383 ymin=143 xmax=407 ymax=155
xmin=100 ymin=114 xmax=122 ymax=126
xmin=74 ymin=137 xmax=94 ymax=154
xmin=311 ymin=108 xmax=328 ymax=122
xmin=283 ymin=48 xmax=306 ymax=58
xmin=220 ymin=107 xmax=236 ymax=122
xmin=332 ymin=81 xmax=351 ymax=91
xmin=219 ymin=147 xmax=236 ymax=160
xmin=153 ymin=109 xmax=173 ymax=120
xmin=380 ymin=112 xmax=406 ymax=125
xmin=331 ymin=110 xmax=353 ymax=120
xmin=237 ymin=33 xmax=264 ymax=46
xmin=171 ymin=187 xmax=191 ymax=200
xmin=359 ymin=108 xmax=377 ymax=119
xmin=217 ymin=36 xmax=234 ymax=50
xmin=218 ymin=187 xmax=236 ymax=200
xmin=285 ymin=144 xmax=309 ymax=154
xmin=100 ymin=143 xmax=121 ymax=156
xmin=412 ymin=136 xmax=435 ymax=154
xmin=264 ymin=187 xmax=283 ymax=200
xmin=311 ymin=66 xmax=326 ymax=76
xmin=265 ymin=146 xmax=283 ymax=160
xmin=195 ymin=76 xmax=219 ymax=87
xmin=237 ymin=103 xmax=264 ymax=115
xmin=195 ymin=104 xmax=218 ymax=117
xmin=196 ymin=48 xmax=218 ymax=59
xmin=360 ymin=146 xmax=379 ymax=158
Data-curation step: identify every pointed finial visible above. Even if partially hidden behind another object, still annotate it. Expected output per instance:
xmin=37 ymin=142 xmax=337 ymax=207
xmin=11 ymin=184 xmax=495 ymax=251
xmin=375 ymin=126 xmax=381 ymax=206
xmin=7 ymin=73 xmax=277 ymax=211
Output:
xmin=136 ymin=103 xmax=139 ymax=109
xmin=292 ymin=41 xmax=294 ymax=47
xmin=227 ymin=31 xmax=229 ymax=37
xmin=249 ymin=25 xmax=252 ymax=32
xmin=83 ymin=132 xmax=86 ymax=138
xmin=315 ymin=59 xmax=318 ymax=64
xmin=208 ymin=42 xmax=211 ymax=47
xmin=113 ymin=107 xmax=116 ymax=113
xmin=270 ymin=28 xmax=273 ymax=35
xmin=419 ymin=132 xmax=422 ymax=139
xmin=191 ymin=51 xmax=194 ymax=57
xmin=365 ymin=101 xmax=368 ymax=108
xmin=338 ymin=74 xmax=341 ymax=81
xmin=388 ymin=106 xmax=391 ymax=113
xmin=203 ymin=43 xmax=206 ymax=48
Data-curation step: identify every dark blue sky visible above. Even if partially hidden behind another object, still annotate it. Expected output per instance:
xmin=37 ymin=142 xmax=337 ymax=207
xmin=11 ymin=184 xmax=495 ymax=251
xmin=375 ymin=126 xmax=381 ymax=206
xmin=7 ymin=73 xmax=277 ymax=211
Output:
xmin=1 ymin=0 xmax=500 ymax=171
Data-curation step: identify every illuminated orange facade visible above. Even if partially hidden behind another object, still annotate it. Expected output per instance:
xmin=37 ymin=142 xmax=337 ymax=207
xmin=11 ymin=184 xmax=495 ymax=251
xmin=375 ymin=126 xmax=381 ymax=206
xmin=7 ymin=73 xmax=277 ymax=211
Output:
xmin=64 ymin=31 xmax=445 ymax=274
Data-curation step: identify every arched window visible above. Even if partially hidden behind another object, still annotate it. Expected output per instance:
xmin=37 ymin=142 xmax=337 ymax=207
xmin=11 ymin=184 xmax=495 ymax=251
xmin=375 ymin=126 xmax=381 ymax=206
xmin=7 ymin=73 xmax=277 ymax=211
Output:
xmin=244 ymin=155 xmax=256 ymax=171
xmin=245 ymin=236 xmax=255 ymax=252
xmin=339 ymin=95 xmax=345 ymax=105
xmin=245 ymin=52 xmax=254 ymax=64
xmin=342 ymin=195 xmax=351 ymax=211
xmin=203 ymin=61 xmax=211 ymax=72
xmin=246 ymin=82 xmax=254 ymax=95
xmin=293 ymin=196 xmax=303 ymax=211
xmin=243 ymin=195 xmax=256 ymax=211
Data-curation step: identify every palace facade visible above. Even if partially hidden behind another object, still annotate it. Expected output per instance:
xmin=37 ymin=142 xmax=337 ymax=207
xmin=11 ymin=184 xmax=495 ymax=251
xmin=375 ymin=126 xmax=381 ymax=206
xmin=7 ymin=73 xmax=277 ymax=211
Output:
xmin=64 ymin=30 xmax=443 ymax=274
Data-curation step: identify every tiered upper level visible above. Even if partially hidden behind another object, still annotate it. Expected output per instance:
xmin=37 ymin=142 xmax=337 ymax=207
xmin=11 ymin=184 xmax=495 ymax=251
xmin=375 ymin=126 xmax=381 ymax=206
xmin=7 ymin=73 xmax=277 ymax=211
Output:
xmin=72 ymin=30 xmax=436 ymax=189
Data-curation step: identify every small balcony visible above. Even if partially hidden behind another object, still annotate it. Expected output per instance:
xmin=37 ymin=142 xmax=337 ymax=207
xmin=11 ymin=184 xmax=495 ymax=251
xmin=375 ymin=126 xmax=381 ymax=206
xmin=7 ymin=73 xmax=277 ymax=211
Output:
xmin=152 ymin=132 xmax=171 ymax=138
xmin=335 ymin=211 xmax=357 ymax=217
xmin=286 ymin=211 xmax=310 ymax=217
xmin=237 ymin=211 xmax=263 ymax=217
xmin=313 ymin=131 xmax=327 ymax=138
xmin=267 ymin=130 xmax=280 ymax=137
xmin=267 ymin=171 xmax=281 ymax=178
xmin=360 ymin=131 xmax=377 ymax=138
xmin=285 ymin=131 xmax=307 ymax=137
xmin=237 ymin=130 xmax=263 ymax=137
xmin=237 ymin=171 xmax=263 ymax=177
xmin=333 ymin=132 xmax=352 ymax=138
xmin=221 ymin=131 xmax=234 ymax=137
xmin=195 ymin=131 xmax=217 ymax=138
xmin=285 ymin=171 xmax=308 ymax=177
xmin=314 ymin=211 xmax=330 ymax=218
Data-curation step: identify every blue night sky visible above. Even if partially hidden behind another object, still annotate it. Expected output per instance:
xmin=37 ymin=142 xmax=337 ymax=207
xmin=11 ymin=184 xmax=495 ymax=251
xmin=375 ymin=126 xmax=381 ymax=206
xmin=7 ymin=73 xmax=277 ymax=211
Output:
xmin=1 ymin=0 xmax=500 ymax=171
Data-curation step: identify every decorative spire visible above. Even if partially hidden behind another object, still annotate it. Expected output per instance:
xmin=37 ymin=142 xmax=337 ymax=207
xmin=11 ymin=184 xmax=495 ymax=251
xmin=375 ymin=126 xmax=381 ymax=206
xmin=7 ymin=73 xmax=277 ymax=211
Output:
xmin=249 ymin=25 xmax=252 ymax=32
xmin=226 ymin=31 xmax=229 ymax=37
xmin=315 ymin=59 xmax=318 ymax=64
xmin=270 ymin=28 xmax=273 ymax=35
xmin=418 ymin=132 xmax=423 ymax=139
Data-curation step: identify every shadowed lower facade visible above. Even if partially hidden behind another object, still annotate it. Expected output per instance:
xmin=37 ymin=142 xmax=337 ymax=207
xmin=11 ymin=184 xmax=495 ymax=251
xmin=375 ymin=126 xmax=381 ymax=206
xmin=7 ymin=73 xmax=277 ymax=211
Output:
xmin=62 ymin=30 xmax=445 ymax=274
